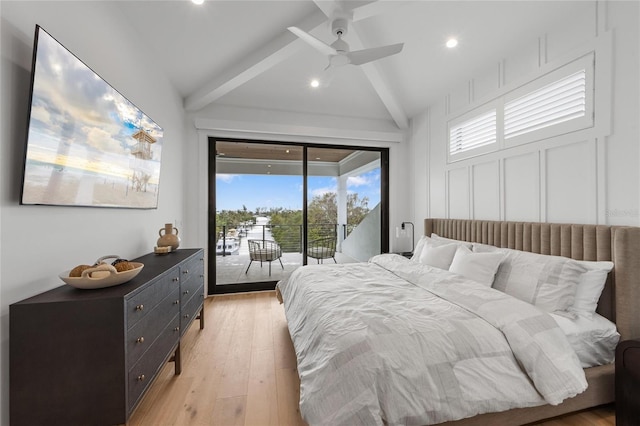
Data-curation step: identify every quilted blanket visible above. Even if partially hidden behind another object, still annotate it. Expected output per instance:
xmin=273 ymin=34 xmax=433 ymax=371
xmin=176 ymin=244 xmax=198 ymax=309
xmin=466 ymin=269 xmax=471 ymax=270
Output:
xmin=276 ymin=254 xmax=587 ymax=426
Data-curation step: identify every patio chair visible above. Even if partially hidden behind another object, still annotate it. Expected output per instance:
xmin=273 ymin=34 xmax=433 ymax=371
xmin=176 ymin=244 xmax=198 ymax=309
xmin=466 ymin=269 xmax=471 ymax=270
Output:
xmin=245 ymin=239 xmax=284 ymax=276
xmin=307 ymin=236 xmax=337 ymax=264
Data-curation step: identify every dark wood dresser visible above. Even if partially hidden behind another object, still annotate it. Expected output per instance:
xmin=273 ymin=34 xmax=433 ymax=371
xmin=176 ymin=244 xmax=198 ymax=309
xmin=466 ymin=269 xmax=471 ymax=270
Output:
xmin=10 ymin=248 xmax=205 ymax=426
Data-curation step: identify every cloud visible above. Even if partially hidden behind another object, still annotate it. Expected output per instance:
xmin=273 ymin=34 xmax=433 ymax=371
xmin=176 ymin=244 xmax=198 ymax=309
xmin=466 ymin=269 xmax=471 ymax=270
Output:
xmin=216 ymin=174 xmax=238 ymax=183
xmin=347 ymin=175 xmax=371 ymax=187
xmin=311 ymin=186 xmax=336 ymax=197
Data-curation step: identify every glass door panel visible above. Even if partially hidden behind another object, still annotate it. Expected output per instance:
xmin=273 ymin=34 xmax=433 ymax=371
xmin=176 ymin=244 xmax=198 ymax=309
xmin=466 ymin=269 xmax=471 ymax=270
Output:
xmin=214 ymin=141 xmax=302 ymax=288
xmin=306 ymin=147 xmax=382 ymax=265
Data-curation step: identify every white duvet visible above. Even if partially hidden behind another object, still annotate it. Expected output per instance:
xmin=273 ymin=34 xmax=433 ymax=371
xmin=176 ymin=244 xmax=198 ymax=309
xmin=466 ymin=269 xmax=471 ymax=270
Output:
xmin=276 ymin=254 xmax=587 ymax=426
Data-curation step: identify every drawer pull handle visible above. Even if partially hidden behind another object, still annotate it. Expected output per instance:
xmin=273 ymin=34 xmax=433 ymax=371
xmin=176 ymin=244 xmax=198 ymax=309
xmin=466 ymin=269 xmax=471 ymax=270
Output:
xmin=137 ymin=374 xmax=146 ymax=382
xmin=135 ymin=304 xmax=144 ymax=311
xmin=200 ymin=274 xmax=204 ymax=278
xmin=174 ymin=299 xmax=180 ymax=305
xmin=183 ymin=270 xmax=189 ymax=274
xmin=184 ymin=314 xmax=190 ymax=319
xmin=172 ymin=277 xmax=179 ymax=282
xmin=174 ymin=326 xmax=180 ymax=332
xmin=183 ymin=290 xmax=189 ymax=295
xmin=136 ymin=336 xmax=145 ymax=344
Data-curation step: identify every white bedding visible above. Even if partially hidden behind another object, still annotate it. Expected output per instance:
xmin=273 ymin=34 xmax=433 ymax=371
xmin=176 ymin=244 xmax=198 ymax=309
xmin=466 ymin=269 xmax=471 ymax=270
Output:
xmin=550 ymin=312 xmax=619 ymax=368
xmin=277 ymin=254 xmax=588 ymax=426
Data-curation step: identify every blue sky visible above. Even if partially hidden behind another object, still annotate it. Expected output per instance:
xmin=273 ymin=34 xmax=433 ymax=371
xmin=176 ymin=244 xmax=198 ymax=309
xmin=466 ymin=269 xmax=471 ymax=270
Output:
xmin=216 ymin=168 xmax=381 ymax=212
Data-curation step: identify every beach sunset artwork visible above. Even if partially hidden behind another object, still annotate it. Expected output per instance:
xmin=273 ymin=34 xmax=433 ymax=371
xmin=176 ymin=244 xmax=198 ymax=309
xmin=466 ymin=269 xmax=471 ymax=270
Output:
xmin=21 ymin=27 xmax=163 ymax=209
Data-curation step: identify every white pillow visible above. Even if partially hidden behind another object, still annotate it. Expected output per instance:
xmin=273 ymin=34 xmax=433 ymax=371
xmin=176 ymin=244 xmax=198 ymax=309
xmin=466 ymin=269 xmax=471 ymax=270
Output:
xmin=418 ymin=241 xmax=458 ymax=270
xmin=411 ymin=234 xmax=472 ymax=261
xmin=431 ymin=233 xmax=473 ymax=249
xmin=570 ymin=260 xmax=614 ymax=318
xmin=410 ymin=235 xmax=430 ymax=261
xmin=448 ymin=245 xmax=505 ymax=287
xmin=473 ymin=244 xmax=584 ymax=315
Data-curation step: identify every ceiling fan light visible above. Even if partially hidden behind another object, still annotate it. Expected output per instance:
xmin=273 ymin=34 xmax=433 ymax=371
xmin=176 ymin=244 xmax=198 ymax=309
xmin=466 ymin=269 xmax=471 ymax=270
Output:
xmin=192 ymin=0 xmax=204 ymax=4
xmin=446 ymin=38 xmax=459 ymax=48
xmin=330 ymin=54 xmax=350 ymax=67
xmin=310 ymin=79 xmax=320 ymax=88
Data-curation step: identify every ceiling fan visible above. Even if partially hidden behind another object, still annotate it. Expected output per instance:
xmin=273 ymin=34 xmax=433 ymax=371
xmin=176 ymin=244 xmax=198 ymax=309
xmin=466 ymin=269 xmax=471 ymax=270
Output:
xmin=288 ymin=16 xmax=403 ymax=68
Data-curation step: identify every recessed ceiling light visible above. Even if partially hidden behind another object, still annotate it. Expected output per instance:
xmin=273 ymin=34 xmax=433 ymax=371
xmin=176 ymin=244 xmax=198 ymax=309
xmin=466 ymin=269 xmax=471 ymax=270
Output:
xmin=310 ymin=79 xmax=320 ymax=88
xmin=315 ymin=157 xmax=321 ymax=160
xmin=192 ymin=0 xmax=204 ymax=4
xmin=285 ymin=149 xmax=290 ymax=153
xmin=446 ymin=38 xmax=458 ymax=48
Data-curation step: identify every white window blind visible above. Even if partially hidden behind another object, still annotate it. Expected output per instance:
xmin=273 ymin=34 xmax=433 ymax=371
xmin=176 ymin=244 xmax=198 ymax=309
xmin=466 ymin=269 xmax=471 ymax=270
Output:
xmin=504 ymin=70 xmax=587 ymax=139
xmin=449 ymin=110 xmax=497 ymax=155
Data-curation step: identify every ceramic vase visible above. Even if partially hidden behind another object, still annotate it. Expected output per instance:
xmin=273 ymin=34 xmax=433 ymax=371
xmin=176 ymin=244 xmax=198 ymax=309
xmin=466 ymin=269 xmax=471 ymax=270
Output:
xmin=157 ymin=223 xmax=180 ymax=250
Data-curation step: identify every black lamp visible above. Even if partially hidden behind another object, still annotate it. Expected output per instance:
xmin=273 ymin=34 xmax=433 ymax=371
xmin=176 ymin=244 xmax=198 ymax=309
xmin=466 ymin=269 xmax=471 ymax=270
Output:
xmin=401 ymin=221 xmax=414 ymax=256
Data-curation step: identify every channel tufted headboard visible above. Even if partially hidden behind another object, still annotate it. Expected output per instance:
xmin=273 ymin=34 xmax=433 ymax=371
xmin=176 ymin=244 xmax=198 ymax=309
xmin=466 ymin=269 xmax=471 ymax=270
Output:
xmin=424 ymin=219 xmax=640 ymax=341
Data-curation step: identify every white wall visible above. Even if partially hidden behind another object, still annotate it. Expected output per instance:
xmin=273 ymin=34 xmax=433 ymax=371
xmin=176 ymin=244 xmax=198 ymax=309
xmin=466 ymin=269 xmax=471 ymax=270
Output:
xmin=0 ymin=2 xmax=187 ymax=424
xmin=411 ymin=0 xmax=640 ymax=228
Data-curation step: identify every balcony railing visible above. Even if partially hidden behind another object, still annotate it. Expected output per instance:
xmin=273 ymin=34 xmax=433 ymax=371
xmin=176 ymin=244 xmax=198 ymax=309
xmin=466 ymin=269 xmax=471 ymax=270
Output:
xmin=215 ymin=223 xmax=356 ymax=255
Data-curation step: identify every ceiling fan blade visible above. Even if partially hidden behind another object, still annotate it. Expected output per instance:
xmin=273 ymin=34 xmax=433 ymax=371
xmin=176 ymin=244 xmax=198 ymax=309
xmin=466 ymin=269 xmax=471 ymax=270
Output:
xmin=287 ymin=26 xmax=337 ymax=56
xmin=347 ymin=43 xmax=404 ymax=65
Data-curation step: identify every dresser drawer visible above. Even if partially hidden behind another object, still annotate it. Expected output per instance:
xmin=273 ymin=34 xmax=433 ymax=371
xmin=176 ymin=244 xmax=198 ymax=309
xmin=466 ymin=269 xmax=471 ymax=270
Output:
xmin=181 ymin=286 xmax=204 ymax=334
xmin=181 ymin=268 xmax=204 ymax=302
xmin=126 ymin=267 xmax=180 ymax=329
xmin=126 ymin=287 xmax=180 ymax=366
xmin=127 ymin=314 xmax=180 ymax=413
xmin=180 ymin=255 xmax=204 ymax=286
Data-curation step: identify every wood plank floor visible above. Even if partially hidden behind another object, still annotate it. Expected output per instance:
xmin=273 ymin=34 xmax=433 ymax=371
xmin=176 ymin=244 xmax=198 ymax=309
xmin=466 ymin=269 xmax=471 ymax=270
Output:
xmin=128 ymin=291 xmax=615 ymax=426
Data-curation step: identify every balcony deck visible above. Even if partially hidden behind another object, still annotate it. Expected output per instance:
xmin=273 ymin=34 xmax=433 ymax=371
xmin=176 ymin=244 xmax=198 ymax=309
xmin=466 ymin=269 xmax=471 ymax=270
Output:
xmin=215 ymin=250 xmax=358 ymax=285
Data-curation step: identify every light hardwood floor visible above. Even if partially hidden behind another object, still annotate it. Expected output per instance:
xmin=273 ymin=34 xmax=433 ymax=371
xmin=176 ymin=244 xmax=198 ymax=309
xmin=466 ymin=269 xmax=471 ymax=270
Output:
xmin=128 ymin=291 xmax=615 ymax=426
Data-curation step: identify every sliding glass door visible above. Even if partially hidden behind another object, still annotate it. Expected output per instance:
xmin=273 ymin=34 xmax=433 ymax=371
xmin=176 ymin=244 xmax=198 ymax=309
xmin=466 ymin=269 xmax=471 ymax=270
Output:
xmin=210 ymin=139 xmax=388 ymax=294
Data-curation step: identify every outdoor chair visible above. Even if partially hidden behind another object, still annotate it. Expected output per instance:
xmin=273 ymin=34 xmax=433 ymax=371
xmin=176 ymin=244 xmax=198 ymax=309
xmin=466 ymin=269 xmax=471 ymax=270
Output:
xmin=246 ymin=239 xmax=284 ymax=276
xmin=307 ymin=236 xmax=337 ymax=264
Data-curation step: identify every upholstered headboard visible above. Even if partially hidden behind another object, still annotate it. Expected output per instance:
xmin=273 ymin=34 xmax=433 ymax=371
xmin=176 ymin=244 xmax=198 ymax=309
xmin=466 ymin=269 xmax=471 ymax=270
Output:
xmin=424 ymin=218 xmax=640 ymax=341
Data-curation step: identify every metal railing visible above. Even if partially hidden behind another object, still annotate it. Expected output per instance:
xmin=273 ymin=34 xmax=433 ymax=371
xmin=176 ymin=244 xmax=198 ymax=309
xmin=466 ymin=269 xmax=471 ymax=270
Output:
xmin=216 ymin=223 xmax=355 ymax=255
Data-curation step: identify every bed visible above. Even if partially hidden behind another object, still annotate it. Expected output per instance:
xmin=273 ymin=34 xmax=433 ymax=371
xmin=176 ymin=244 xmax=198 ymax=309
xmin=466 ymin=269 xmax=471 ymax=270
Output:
xmin=276 ymin=219 xmax=640 ymax=425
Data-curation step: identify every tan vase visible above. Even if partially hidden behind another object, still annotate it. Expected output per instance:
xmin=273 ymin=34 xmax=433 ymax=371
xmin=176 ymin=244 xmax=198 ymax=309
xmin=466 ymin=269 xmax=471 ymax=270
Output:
xmin=157 ymin=223 xmax=180 ymax=250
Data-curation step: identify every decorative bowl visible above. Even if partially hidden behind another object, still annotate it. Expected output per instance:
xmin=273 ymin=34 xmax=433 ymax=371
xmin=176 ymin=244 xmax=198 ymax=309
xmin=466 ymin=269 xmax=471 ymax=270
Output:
xmin=60 ymin=260 xmax=144 ymax=290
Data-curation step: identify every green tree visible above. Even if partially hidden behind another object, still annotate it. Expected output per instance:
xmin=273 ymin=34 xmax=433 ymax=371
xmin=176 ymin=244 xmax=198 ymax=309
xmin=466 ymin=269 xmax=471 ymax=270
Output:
xmin=347 ymin=193 xmax=370 ymax=226
xmin=270 ymin=209 xmax=302 ymax=252
xmin=307 ymin=192 xmax=337 ymax=232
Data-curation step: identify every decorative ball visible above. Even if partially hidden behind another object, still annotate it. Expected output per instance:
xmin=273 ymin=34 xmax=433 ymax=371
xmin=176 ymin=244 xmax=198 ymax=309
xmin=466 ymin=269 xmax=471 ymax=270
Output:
xmin=113 ymin=261 xmax=134 ymax=272
xmin=69 ymin=265 xmax=92 ymax=277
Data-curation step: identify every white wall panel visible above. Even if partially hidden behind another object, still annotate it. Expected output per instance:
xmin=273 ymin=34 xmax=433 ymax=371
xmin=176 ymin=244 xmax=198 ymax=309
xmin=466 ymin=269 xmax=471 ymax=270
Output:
xmin=447 ymin=167 xmax=469 ymax=219
xmin=472 ymin=161 xmax=500 ymax=220
xmin=429 ymin=104 xmax=447 ymax=219
xmin=504 ymin=152 xmax=539 ymax=221
xmin=546 ymin=2 xmax=597 ymax=63
xmin=448 ymin=84 xmax=470 ymax=115
xmin=604 ymin=1 xmax=640 ymax=225
xmin=502 ymin=38 xmax=539 ymax=86
xmin=473 ymin=66 xmax=501 ymax=103
xmin=545 ymin=140 xmax=595 ymax=223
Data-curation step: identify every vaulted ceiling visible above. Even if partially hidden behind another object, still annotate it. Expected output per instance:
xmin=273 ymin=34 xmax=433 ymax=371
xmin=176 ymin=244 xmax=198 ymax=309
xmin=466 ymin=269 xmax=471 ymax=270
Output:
xmin=116 ymin=0 xmax=594 ymax=129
